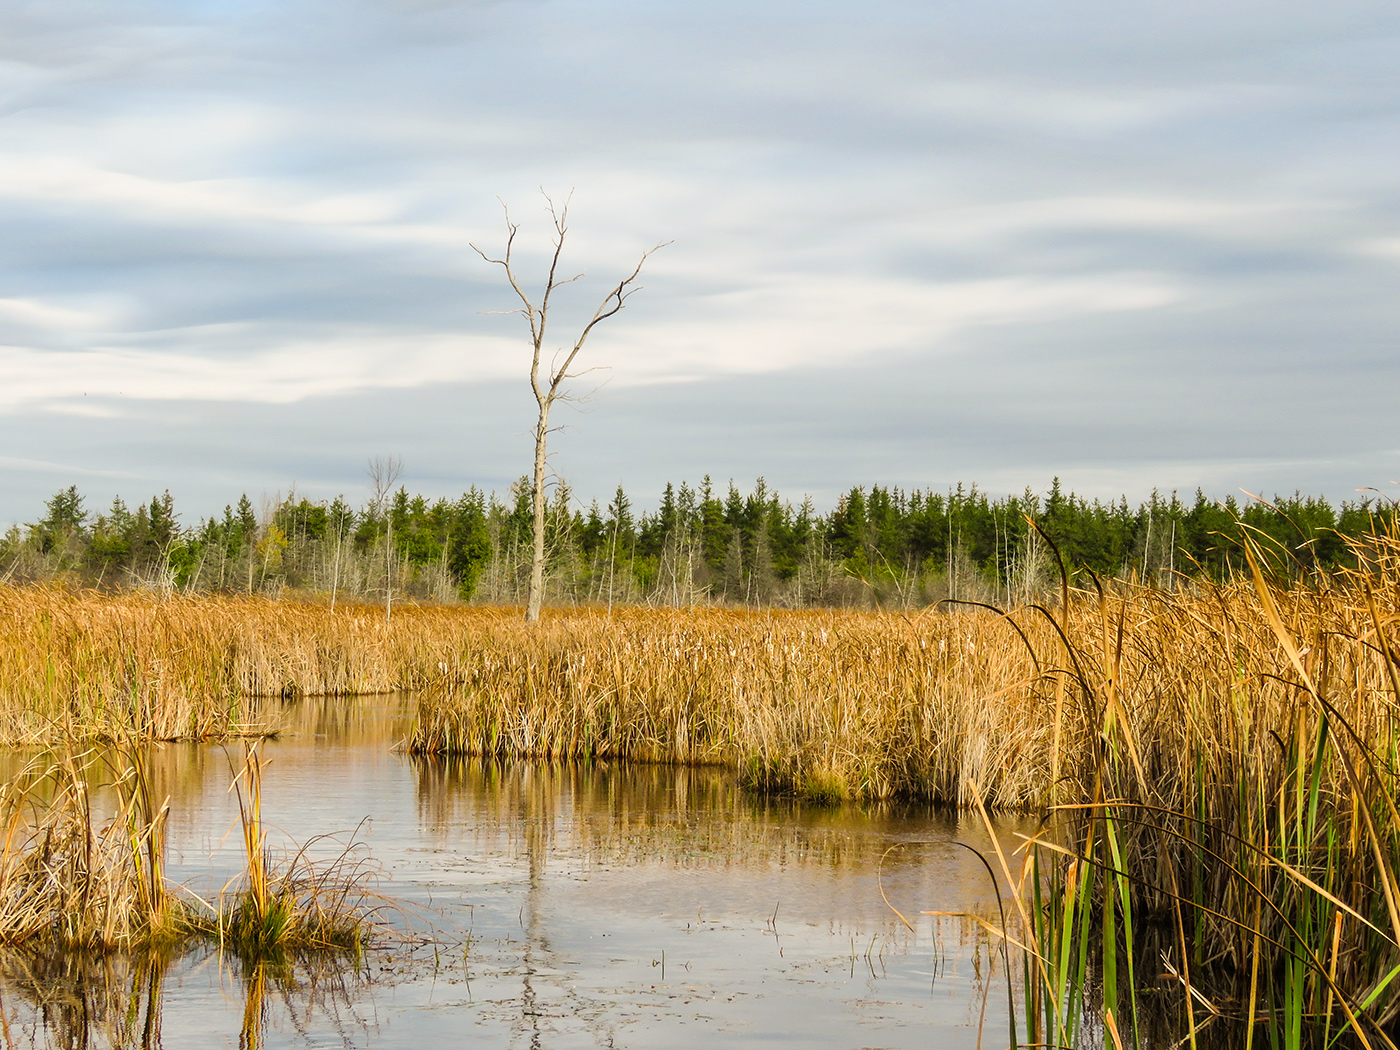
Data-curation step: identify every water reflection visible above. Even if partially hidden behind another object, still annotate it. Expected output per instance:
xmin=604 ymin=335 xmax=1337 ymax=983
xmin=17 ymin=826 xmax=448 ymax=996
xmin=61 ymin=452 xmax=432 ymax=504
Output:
xmin=0 ymin=947 xmax=377 ymax=1050
xmin=401 ymin=753 xmax=1029 ymax=1048
xmin=414 ymin=756 xmax=912 ymax=869
xmin=0 ymin=696 xmax=1033 ymax=1049
xmin=0 ymin=949 xmax=167 ymax=1050
xmin=410 ymin=754 xmax=1029 ymax=921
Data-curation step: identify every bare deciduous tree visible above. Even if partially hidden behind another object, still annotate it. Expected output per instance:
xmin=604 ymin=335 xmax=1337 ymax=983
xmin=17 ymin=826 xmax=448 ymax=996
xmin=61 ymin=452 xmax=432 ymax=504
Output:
xmin=472 ymin=194 xmax=666 ymax=622
xmin=367 ymin=455 xmax=404 ymax=622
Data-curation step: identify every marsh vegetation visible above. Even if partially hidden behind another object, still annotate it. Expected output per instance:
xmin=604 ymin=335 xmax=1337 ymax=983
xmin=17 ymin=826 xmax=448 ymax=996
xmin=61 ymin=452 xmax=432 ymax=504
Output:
xmin=0 ymin=745 xmax=384 ymax=957
xmin=0 ymin=500 xmax=1397 ymax=1045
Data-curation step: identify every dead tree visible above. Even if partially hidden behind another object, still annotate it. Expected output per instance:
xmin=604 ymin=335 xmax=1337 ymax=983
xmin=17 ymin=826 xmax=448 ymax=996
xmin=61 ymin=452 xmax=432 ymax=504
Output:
xmin=367 ymin=455 xmax=404 ymax=622
xmin=472 ymin=195 xmax=666 ymax=622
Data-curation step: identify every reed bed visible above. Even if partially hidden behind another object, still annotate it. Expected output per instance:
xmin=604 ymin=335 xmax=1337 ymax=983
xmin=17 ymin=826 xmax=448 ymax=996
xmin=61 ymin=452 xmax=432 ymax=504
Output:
xmin=0 ymin=587 xmax=520 ymax=742
xmin=405 ymin=575 xmax=1400 ymax=817
xmin=0 ymin=746 xmax=384 ymax=961
xmin=0 ymin=585 xmax=1082 ymax=806
xmin=0 ymin=749 xmax=179 ymax=951
xmin=938 ymin=524 xmax=1400 ymax=1048
xmin=0 ymin=561 xmax=1395 ymax=811
xmin=406 ymin=607 xmax=1060 ymax=804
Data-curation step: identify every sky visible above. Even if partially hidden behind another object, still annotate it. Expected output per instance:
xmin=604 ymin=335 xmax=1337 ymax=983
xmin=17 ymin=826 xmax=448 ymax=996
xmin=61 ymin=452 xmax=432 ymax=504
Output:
xmin=1 ymin=0 xmax=1398 ymax=523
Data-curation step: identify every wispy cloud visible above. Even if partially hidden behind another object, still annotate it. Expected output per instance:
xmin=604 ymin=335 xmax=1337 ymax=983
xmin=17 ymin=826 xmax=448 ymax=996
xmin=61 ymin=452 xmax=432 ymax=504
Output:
xmin=0 ymin=329 xmax=521 ymax=409
xmin=0 ymin=0 xmax=1396 ymax=517
xmin=0 ymin=296 xmax=110 ymax=333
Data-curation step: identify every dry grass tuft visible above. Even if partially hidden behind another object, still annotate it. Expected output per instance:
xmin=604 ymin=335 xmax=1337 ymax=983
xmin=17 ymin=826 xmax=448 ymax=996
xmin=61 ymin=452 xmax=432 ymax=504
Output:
xmin=0 ymin=745 xmax=387 ymax=963
xmin=209 ymin=745 xmax=387 ymax=959
xmin=0 ymin=750 xmax=182 ymax=951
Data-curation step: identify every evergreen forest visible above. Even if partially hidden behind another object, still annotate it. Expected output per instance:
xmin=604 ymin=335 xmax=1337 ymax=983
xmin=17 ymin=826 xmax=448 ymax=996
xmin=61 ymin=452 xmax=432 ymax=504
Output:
xmin=3 ymin=478 xmax=1392 ymax=608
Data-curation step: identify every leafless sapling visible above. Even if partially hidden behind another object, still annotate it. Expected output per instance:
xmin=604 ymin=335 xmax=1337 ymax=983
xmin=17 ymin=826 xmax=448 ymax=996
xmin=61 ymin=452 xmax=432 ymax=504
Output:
xmin=367 ymin=455 xmax=404 ymax=622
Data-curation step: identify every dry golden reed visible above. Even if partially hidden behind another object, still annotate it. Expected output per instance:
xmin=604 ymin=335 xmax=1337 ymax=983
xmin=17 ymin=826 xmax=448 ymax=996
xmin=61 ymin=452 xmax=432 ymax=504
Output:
xmin=0 ymin=582 xmax=1069 ymax=799
xmin=0 ymin=587 xmax=515 ymax=742
xmin=405 ymin=561 xmax=1400 ymax=811
xmin=409 ymin=606 xmax=1060 ymax=803
xmin=0 ymin=535 xmax=1395 ymax=812
xmin=981 ymin=526 xmax=1400 ymax=1048
xmin=0 ymin=750 xmax=179 ymax=951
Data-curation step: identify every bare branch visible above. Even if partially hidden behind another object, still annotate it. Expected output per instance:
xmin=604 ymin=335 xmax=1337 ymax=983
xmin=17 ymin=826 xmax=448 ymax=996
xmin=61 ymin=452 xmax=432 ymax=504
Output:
xmin=536 ymin=190 xmax=576 ymax=349
xmin=470 ymin=201 xmax=542 ymax=353
xmin=547 ymin=240 xmax=671 ymax=397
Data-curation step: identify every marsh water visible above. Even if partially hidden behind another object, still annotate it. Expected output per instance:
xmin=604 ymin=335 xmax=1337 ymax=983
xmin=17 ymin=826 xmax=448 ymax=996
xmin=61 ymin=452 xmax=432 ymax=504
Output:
xmin=0 ymin=697 xmax=1031 ymax=1049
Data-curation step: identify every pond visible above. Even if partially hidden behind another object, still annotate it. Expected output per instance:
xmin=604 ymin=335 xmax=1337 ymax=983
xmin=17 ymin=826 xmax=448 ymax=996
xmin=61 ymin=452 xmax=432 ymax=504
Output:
xmin=0 ymin=696 xmax=1033 ymax=1049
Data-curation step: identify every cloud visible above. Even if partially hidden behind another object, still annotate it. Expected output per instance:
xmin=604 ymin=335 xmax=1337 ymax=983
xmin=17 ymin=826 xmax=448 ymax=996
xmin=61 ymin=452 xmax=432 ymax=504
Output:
xmin=0 ymin=265 xmax=1181 ymax=412
xmin=0 ymin=329 xmax=522 ymax=409
xmin=0 ymin=454 xmax=142 ymax=481
xmin=0 ymin=296 xmax=109 ymax=333
xmin=0 ymin=0 xmax=1398 ymax=520
xmin=0 ymin=154 xmax=403 ymax=229
xmin=600 ymin=271 xmax=1184 ymax=381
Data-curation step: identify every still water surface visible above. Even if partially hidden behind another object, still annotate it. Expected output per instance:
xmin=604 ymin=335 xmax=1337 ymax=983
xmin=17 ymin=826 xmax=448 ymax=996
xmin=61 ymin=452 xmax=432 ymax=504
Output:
xmin=1 ymin=697 xmax=1028 ymax=1049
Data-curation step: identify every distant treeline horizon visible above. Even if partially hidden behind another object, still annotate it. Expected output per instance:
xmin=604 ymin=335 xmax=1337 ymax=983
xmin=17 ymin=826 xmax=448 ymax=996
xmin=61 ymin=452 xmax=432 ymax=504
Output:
xmin=3 ymin=477 xmax=1394 ymax=607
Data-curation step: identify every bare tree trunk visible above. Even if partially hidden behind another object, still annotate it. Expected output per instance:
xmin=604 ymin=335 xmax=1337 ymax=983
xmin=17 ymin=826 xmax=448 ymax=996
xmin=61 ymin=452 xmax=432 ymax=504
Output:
xmin=330 ymin=531 xmax=341 ymax=613
xmin=528 ymin=404 xmax=550 ymax=622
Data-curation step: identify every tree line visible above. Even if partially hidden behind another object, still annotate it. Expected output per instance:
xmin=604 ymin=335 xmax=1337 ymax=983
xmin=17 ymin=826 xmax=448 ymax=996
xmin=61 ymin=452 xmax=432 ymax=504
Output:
xmin=2 ymin=478 xmax=1392 ymax=608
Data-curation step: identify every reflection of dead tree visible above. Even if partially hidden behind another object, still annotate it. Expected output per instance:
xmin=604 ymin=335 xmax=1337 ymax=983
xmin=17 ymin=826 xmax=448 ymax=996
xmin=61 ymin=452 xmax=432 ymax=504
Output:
xmin=473 ymin=194 xmax=667 ymax=623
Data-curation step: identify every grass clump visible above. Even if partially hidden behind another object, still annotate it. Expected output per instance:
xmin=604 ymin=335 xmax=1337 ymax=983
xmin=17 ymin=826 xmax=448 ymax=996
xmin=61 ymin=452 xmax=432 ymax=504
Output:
xmin=795 ymin=769 xmax=849 ymax=805
xmin=0 ymin=745 xmax=384 ymax=967
xmin=208 ymin=746 xmax=383 ymax=960
xmin=0 ymin=749 xmax=186 ymax=952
